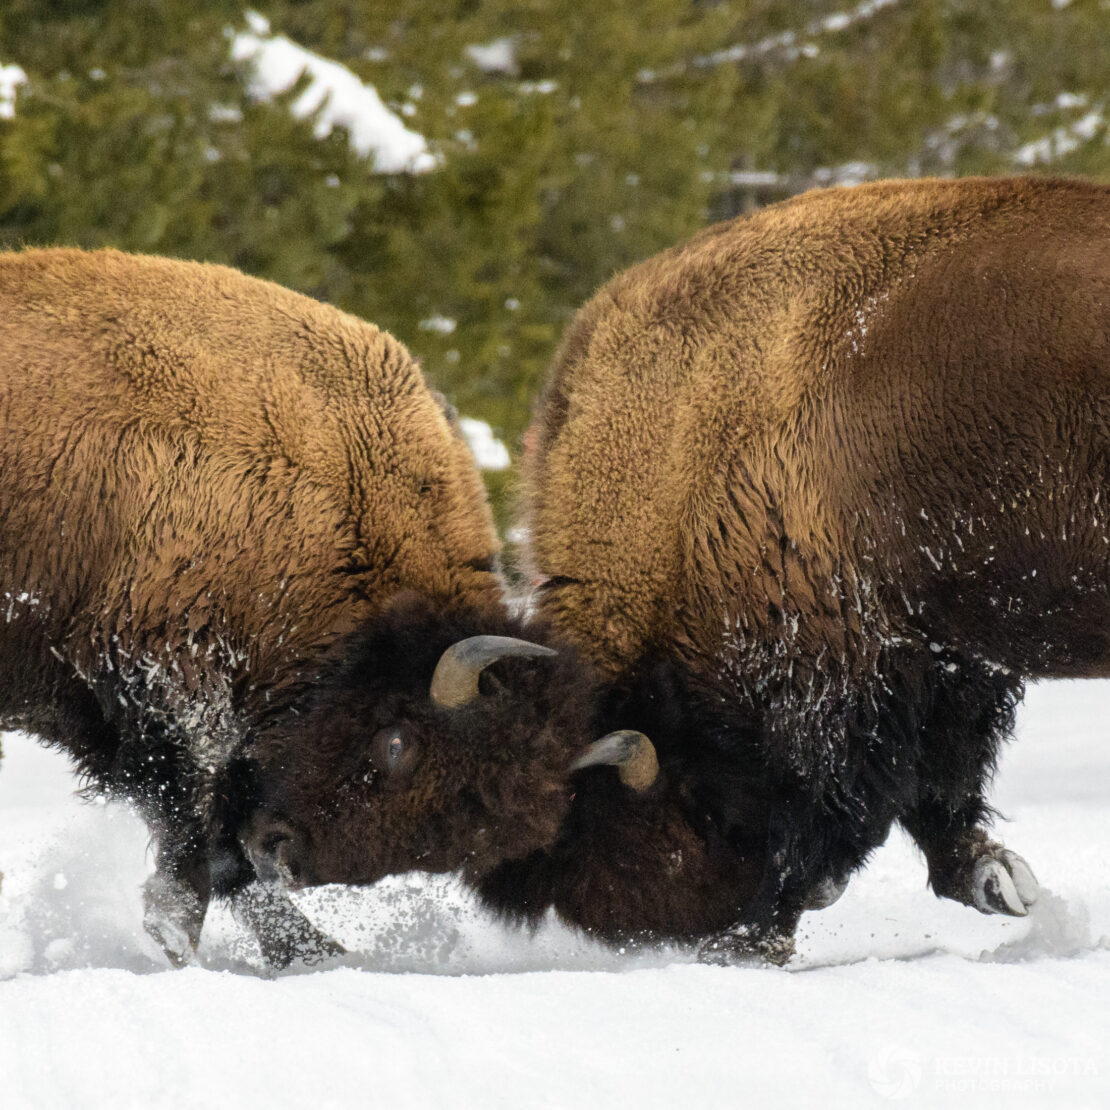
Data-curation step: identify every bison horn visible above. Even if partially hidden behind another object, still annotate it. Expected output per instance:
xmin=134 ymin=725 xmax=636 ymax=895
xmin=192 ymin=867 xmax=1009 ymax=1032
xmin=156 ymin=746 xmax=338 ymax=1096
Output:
xmin=571 ymin=730 xmax=659 ymax=792
xmin=429 ymin=636 xmax=557 ymax=709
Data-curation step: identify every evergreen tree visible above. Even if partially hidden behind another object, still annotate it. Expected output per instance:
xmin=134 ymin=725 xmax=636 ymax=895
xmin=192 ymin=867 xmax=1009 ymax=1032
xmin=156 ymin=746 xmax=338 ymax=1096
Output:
xmin=1 ymin=0 xmax=1109 ymax=529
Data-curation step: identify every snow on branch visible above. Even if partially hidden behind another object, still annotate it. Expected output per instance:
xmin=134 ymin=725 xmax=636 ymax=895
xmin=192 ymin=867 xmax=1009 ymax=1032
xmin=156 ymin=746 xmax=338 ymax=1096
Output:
xmin=1014 ymin=105 xmax=1106 ymax=167
xmin=699 ymin=0 xmax=901 ymax=67
xmin=459 ymin=417 xmax=511 ymax=471
xmin=723 ymin=162 xmax=877 ymax=197
xmin=465 ymin=38 xmax=519 ymax=77
xmin=0 ymin=64 xmax=26 ymax=119
xmin=229 ymin=11 xmax=436 ymax=173
xmin=637 ymin=0 xmax=901 ymax=79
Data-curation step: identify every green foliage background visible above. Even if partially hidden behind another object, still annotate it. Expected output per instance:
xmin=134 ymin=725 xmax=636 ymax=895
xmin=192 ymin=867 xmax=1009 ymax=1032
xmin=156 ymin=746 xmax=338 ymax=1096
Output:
xmin=2 ymin=0 xmax=1109 ymax=529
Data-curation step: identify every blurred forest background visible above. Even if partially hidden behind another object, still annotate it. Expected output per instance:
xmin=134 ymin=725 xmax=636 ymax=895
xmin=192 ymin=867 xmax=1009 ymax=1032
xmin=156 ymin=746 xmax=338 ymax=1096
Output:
xmin=1 ymin=0 xmax=1109 ymax=526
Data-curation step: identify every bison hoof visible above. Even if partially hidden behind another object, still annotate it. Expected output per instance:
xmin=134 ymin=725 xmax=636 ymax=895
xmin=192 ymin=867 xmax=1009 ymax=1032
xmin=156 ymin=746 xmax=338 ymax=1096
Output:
xmin=697 ymin=926 xmax=795 ymax=967
xmin=973 ymin=850 xmax=1039 ymax=917
xmin=143 ymin=873 xmax=204 ymax=967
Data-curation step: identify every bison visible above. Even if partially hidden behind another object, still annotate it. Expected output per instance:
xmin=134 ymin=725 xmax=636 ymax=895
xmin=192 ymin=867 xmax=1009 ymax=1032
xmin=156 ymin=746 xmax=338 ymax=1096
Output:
xmin=246 ymin=175 xmax=1107 ymax=962
xmin=0 ymin=247 xmax=510 ymax=966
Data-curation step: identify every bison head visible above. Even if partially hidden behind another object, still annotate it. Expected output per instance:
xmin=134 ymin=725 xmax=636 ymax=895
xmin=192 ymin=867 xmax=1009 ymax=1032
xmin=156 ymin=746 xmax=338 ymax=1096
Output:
xmin=241 ymin=593 xmax=658 ymax=891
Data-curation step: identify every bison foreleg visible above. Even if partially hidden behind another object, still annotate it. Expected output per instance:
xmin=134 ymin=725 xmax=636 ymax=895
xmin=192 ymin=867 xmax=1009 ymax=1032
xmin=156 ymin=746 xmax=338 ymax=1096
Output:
xmin=696 ymin=810 xmax=816 ymax=966
xmin=228 ymin=881 xmax=346 ymax=969
xmin=901 ymin=661 xmax=1038 ymax=916
xmin=142 ymin=843 xmax=211 ymax=967
xmin=696 ymin=850 xmax=851 ymax=965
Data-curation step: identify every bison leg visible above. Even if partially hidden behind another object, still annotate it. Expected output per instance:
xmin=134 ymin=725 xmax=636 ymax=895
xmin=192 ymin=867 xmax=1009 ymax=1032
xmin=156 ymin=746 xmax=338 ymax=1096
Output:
xmin=696 ymin=852 xmax=851 ymax=965
xmin=901 ymin=661 xmax=1038 ymax=915
xmin=228 ymin=881 xmax=345 ymax=969
xmin=146 ymin=845 xmax=346 ymax=968
xmin=698 ymin=652 xmax=957 ymax=963
xmin=143 ymin=842 xmax=211 ymax=967
xmin=697 ymin=805 xmax=839 ymax=966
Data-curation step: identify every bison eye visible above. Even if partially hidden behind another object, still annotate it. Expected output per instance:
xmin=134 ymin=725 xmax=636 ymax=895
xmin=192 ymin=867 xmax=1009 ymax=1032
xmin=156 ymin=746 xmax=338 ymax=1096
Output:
xmin=386 ymin=733 xmax=404 ymax=767
xmin=372 ymin=726 xmax=414 ymax=778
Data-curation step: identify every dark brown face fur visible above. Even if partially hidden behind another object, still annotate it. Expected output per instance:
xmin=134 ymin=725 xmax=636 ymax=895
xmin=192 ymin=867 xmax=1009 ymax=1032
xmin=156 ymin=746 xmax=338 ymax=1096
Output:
xmin=478 ymin=757 xmax=768 ymax=945
xmin=241 ymin=593 xmax=779 ymax=946
xmin=242 ymin=593 xmax=603 ymax=890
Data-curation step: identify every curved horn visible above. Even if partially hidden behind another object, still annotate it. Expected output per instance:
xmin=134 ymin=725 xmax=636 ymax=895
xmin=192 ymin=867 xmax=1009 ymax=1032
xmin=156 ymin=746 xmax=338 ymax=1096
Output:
xmin=429 ymin=636 xmax=557 ymax=709
xmin=571 ymin=730 xmax=659 ymax=792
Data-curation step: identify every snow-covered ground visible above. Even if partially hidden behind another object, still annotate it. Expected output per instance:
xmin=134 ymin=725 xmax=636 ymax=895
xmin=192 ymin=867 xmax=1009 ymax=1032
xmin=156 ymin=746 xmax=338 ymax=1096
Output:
xmin=1 ymin=680 xmax=1107 ymax=1108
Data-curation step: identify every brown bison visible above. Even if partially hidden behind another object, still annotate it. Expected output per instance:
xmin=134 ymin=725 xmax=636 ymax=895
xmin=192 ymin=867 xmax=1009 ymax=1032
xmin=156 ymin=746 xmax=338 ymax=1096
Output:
xmin=246 ymin=176 xmax=1108 ymax=962
xmin=0 ymin=247 xmax=509 ymax=966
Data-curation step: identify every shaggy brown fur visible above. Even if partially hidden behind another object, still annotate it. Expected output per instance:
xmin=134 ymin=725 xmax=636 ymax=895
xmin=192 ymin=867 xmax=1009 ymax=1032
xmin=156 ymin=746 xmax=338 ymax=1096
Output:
xmin=521 ymin=175 xmax=1110 ymax=954
xmin=247 ymin=176 xmax=1110 ymax=963
xmin=0 ymin=248 xmax=501 ymax=965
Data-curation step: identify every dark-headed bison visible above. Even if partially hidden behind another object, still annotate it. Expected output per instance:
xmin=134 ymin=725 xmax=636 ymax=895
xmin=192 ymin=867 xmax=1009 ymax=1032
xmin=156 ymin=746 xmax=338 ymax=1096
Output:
xmin=0 ymin=247 xmax=513 ymax=966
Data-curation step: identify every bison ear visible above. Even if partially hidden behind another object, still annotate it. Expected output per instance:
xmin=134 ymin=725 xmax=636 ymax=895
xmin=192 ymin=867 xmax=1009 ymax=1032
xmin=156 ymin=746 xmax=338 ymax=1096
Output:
xmin=429 ymin=636 xmax=557 ymax=709
xmin=571 ymin=730 xmax=659 ymax=792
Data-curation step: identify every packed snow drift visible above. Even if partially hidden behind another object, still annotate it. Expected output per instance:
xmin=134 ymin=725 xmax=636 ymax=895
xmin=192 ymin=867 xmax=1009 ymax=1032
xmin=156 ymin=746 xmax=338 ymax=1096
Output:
xmin=1 ymin=680 xmax=1108 ymax=1107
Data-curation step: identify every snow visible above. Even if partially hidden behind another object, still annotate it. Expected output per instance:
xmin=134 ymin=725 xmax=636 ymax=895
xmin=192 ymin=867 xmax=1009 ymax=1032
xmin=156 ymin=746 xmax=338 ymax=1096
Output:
xmin=0 ymin=63 xmax=26 ymax=120
xmin=1055 ymin=93 xmax=1088 ymax=111
xmin=229 ymin=11 xmax=435 ymax=173
xmin=459 ymin=416 xmax=511 ymax=470
xmin=693 ymin=0 xmax=902 ymax=69
xmin=1014 ymin=106 xmax=1106 ymax=167
xmin=465 ymin=39 xmax=519 ymax=77
xmin=1 ymin=680 xmax=1108 ymax=1105
xmin=519 ymin=80 xmax=559 ymax=96
xmin=418 ymin=314 xmax=457 ymax=336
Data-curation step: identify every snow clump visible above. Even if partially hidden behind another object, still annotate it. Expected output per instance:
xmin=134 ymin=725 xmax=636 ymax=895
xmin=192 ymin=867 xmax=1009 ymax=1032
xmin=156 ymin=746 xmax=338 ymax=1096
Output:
xmin=230 ymin=11 xmax=435 ymax=173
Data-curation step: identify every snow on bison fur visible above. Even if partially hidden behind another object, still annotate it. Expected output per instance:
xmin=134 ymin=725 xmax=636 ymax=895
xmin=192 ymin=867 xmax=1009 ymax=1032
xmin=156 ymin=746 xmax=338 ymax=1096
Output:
xmin=0 ymin=247 xmax=507 ymax=966
xmin=247 ymin=176 xmax=1110 ymax=963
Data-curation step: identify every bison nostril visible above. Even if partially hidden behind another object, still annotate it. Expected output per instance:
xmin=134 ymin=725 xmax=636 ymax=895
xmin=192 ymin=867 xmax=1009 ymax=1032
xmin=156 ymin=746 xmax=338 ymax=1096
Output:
xmin=244 ymin=818 xmax=304 ymax=885
xmin=261 ymin=832 xmax=291 ymax=856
